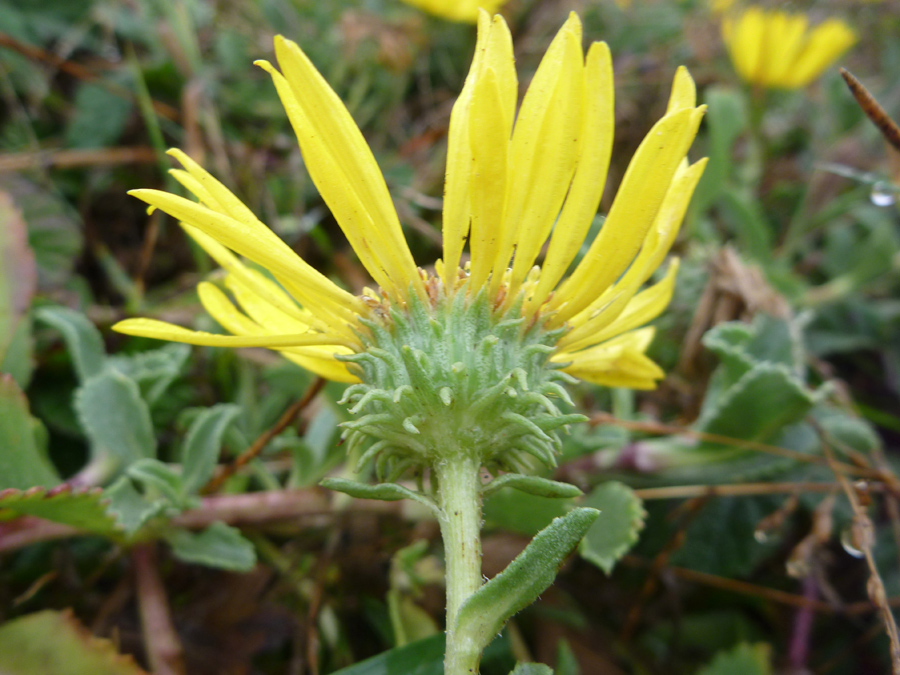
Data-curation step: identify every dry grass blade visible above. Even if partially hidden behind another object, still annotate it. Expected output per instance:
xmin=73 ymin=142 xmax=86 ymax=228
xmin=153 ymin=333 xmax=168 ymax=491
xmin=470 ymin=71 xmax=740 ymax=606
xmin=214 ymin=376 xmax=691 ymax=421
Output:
xmin=815 ymin=420 xmax=900 ymax=673
xmin=840 ymin=68 xmax=900 ymax=153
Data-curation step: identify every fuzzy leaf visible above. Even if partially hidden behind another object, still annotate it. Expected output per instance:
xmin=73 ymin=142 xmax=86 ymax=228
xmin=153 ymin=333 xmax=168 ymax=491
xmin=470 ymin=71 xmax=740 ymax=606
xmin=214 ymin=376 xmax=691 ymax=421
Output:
xmin=74 ymin=369 xmax=156 ymax=469
xmin=180 ymin=404 xmax=240 ymax=496
xmin=482 ymin=474 xmax=582 ymax=499
xmin=322 ymin=477 xmax=439 ymax=515
xmin=103 ymin=476 xmax=163 ymax=535
xmin=127 ymin=459 xmax=183 ymax=505
xmin=455 ymin=508 xmax=599 ymax=653
xmin=165 ymin=522 xmax=256 ymax=572
xmin=0 ymin=610 xmax=148 ymax=675
xmin=0 ymin=374 xmax=59 ymax=489
xmin=34 ymin=306 xmax=105 ymax=383
xmin=579 ymin=481 xmax=646 ymax=574
xmin=697 ymin=363 xmax=817 ymax=447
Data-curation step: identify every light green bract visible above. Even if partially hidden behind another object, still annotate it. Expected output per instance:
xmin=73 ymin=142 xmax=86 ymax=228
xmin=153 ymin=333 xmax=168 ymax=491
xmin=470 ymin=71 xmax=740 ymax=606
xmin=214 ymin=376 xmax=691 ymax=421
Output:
xmin=340 ymin=286 xmax=582 ymax=480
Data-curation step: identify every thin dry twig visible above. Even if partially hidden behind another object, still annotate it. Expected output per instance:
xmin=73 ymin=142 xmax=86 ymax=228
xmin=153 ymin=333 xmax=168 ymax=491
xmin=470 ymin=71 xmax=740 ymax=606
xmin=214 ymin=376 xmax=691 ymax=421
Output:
xmin=589 ymin=412 xmax=894 ymax=486
xmin=815 ymin=421 xmax=900 ymax=673
xmin=0 ymin=32 xmax=179 ymax=121
xmin=621 ymin=497 xmax=708 ymax=641
xmin=840 ymin=68 xmax=900 ymax=152
xmin=621 ymin=554 xmax=900 ymax=617
xmin=0 ymin=146 xmax=159 ymax=173
xmin=202 ymin=377 xmax=327 ymax=494
xmin=132 ymin=543 xmax=186 ymax=675
xmin=632 ymin=481 xmax=844 ymax=501
xmin=0 ymin=489 xmax=403 ymax=554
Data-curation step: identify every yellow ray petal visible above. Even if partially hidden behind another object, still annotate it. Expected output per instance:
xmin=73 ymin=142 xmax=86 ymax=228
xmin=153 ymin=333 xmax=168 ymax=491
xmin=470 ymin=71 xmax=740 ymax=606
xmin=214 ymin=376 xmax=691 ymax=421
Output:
xmin=762 ymin=13 xmax=808 ymax=86
xmin=113 ymin=317 xmax=351 ymax=349
xmin=224 ymin=274 xmax=311 ymax=335
xmin=553 ymin=328 xmax=664 ymax=389
xmin=785 ymin=19 xmax=856 ymax=88
xmin=528 ymin=41 xmax=614 ymax=312
xmin=550 ymin=104 xmax=704 ymax=323
xmin=128 ymin=189 xmax=363 ymax=324
xmin=492 ymin=13 xmax=584 ymax=296
xmin=280 ymin=350 xmax=359 ymax=383
xmin=666 ymin=66 xmax=696 ymax=113
xmin=559 ymin=259 xmax=679 ymax=352
xmin=441 ymin=11 xmax=493 ymax=284
xmin=399 ymin=0 xmax=507 ymax=23
xmin=259 ymin=37 xmax=424 ymax=302
xmin=467 ymin=68 xmax=510 ymax=290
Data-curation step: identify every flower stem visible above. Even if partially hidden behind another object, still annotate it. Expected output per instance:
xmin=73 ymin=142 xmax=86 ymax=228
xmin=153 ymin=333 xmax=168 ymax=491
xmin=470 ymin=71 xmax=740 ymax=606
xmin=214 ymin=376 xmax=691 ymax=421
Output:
xmin=435 ymin=454 xmax=484 ymax=675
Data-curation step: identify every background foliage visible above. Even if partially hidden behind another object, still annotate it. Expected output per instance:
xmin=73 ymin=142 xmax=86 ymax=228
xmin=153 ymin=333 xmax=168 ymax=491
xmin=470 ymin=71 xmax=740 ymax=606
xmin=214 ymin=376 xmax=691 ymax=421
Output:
xmin=1 ymin=0 xmax=899 ymax=673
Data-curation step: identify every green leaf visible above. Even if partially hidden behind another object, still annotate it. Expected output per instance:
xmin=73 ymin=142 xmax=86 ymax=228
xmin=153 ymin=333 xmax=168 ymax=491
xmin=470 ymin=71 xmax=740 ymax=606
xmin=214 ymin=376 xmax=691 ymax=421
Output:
xmin=482 ymin=474 xmax=582 ymax=499
xmin=165 ymin=522 xmax=256 ymax=572
xmin=579 ymin=481 xmax=646 ymax=574
xmin=74 ymin=369 xmax=156 ymax=469
xmin=0 ymin=191 xmax=36 ymax=364
xmin=127 ymin=459 xmax=183 ymax=505
xmin=668 ymin=497 xmax=782 ymax=577
xmin=484 ymin=490 xmax=571 ymax=536
xmin=180 ymin=404 xmax=240 ymax=496
xmin=1 ymin=314 xmax=34 ymax=388
xmin=35 ymin=306 xmax=105 ymax=383
xmin=455 ymin=508 xmax=599 ymax=653
xmin=104 ymin=476 xmax=163 ymax=535
xmin=387 ymin=590 xmax=440 ymax=647
xmin=697 ymin=363 xmax=817 ymax=446
xmin=510 ymin=665 xmax=553 ymax=675
xmin=107 ymin=344 xmax=190 ymax=407
xmin=0 ymin=486 xmax=119 ymax=538
xmin=64 ymin=82 xmax=133 ymax=149
xmin=321 ymin=477 xmax=439 ymax=516
xmin=0 ymin=610 xmax=148 ymax=675
xmin=695 ymin=642 xmax=771 ymax=675
xmin=328 ymin=634 xmax=445 ymax=675
xmin=555 ymin=639 xmax=579 ymax=675
xmin=0 ymin=374 xmax=59 ymax=489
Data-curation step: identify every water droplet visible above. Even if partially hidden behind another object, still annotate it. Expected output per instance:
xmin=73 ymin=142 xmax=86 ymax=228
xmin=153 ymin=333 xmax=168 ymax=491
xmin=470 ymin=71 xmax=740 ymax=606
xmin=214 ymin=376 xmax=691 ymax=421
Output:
xmin=870 ymin=181 xmax=897 ymax=207
xmin=840 ymin=526 xmax=865 ymax=559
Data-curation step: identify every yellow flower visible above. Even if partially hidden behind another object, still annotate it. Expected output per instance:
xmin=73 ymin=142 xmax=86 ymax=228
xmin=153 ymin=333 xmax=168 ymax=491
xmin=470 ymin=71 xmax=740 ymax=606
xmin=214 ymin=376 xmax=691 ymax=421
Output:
xmin=722 ymin=7 xmax=856 ymax=89
xmin=398 ymin=0 xmax=507 ymax=23
xmin=115 ymin=11 xmax=706 ymax=392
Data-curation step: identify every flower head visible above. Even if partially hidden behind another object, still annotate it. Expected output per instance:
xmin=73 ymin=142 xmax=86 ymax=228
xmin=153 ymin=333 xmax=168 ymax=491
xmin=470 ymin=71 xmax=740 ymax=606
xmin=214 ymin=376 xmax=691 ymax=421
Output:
xmin=115 ymin=12 xmax=705 ymax=473
xmin=722 ymin=7 xmax=856 ymax=89
xmin=399 ymin=0 xmax=507 ymax=23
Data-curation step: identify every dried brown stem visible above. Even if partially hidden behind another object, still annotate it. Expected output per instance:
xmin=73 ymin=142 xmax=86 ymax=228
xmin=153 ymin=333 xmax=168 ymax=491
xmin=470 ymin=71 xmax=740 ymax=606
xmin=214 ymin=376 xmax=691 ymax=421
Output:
xmin=202 ymin=377 xmax=326 ymax=494
xmin=0 ymin=147 xmax=159 ymax=173
xmin=0 ymin=32 xmax=179 ymax=121
xmin=816 ymin=421 xmax=900 ymax=672
xmin=132 ymin=543 xmax=186 ymax=675
xmin=840 ymin=68 xmax=900 ymax=152
xmin=633 ymin=481 xmax=844 ymax=501
xmin=0 ymin=489 xmax=402 ymax=554
xmin=621 ymin=554 xmax=900 ymax=617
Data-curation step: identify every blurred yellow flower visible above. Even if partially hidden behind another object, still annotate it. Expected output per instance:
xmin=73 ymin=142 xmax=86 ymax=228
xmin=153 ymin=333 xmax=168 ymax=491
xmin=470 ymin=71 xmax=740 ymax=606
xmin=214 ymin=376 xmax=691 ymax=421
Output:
xmin=722 ymin=7 xmax=856 ymax=89
xmin=115 ymin=12 xmax=706 ymax=391
xmin=398 ymin=0 xmax=507 ymax=23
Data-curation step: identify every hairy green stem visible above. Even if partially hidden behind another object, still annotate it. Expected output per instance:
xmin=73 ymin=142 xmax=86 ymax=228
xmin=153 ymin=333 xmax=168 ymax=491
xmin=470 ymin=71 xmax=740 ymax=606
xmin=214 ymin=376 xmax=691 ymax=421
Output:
xmin=436 ymin=454 xmax=484 ymax=675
